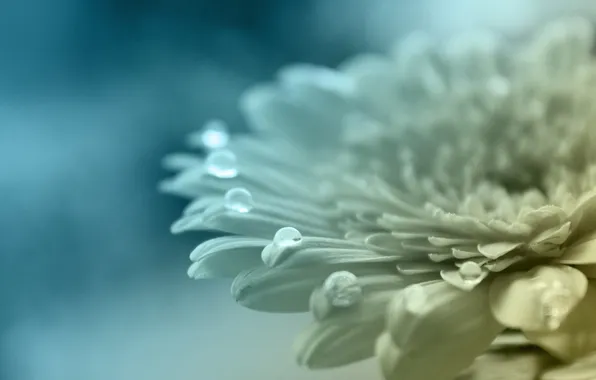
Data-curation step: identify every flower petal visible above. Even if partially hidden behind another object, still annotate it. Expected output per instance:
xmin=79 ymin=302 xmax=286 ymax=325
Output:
xmin=239 ymin=83 xmax=347 ymax=150
xmin=528 ymin=222 xmax=571 ymax=255
xmin=309 ymin=274 xmax=436 ymax=323
xmin=231 ymin=264 xmax=395 ymax=313
xmin=465 ymin=349 xmax=554 ymax=380
xmin=260 ymin=236 xmax=395 ymax=268
xmin=294 ymin=319 xmax=384 ymax=369
xmin=294 ymin=276 xmax=404 ymax=369
xmin=577 ymin=265 xmax=596 ymax=279
xmin=161 ymin=153 xmax=203 ymax=171
xmin=559 ymin=233 xmax=596 ymax=265
xmin=477 ymin=241 xmax=522 ymax=259
xmin=187 ymin=236 xmax=269 ymax=279
xmin=525 ymin=281 xmax=596 ymax=362
xmin=489 ymin=265 xmax=588 ymax=332
xmin=377 ymin=281 xmax=504 ymax=380
xmin=541 ymin=350 xmax=596 ymax=380
xmin=174 ymin=200 xmax=341 ymax=239
xmin=567 ymin=192 xmax=596 ymax=242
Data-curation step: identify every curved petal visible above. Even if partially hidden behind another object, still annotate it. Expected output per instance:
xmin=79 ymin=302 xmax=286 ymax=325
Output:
xmin=559 ymin=233 xmax=596 ymax=265
xmin=465 ymin=349 xmax=554 ymax=380
xmin=295 ymin=282 xmax=398 ymax=368
xmin=172 ymin=201 xmax=341 ymax=239
xmin=294 ymin=319 xmax=384 ymax=369
xmin=577 ymin=265 xmax=596 ymax=279
xmin=541 ymin=350 xmax=596 ymax=380
xmin=477 ymin=241 xmax=523 ymax=259
xmin=231 ymin=264 xmax=395 ymax=313
xmin=261 ymin=236 xmax=395 ymax=268
xmin=489 ymin=265 xmax=588 ymax=332
xmin=525 ymin=282 xmax=596 ymax=362
xmin=187 ymin=236 xmax=269 ymax=279
xmin=377 ymin=281 xmax=504 ymax=380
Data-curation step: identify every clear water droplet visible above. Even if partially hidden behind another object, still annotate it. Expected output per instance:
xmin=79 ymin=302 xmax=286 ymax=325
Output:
xmin=200 ymin=119 xmax=230 ymax=149
xmin=539 ymin=281 xmax=573 ymax=331
xmin=323 ymin=271 xmax=362 ymax=307
xmin=273 ymin=227 xmax=302 ymax=248
xmin=205 ymin=150 xmax=238 ymax=178
xmin=403 ymin=284 xmax=427 ymax=314
xmin=224 ymin=188 xmax=253 ymax=213
xmin=458 ymin=261 xmax=483 ymax=282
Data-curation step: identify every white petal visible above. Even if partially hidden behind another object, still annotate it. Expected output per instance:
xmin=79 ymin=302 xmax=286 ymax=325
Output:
xmin=187 ymin=236 xmax=269 ymax=279
xmin=377 ymin=281 xmax=504 ymax=380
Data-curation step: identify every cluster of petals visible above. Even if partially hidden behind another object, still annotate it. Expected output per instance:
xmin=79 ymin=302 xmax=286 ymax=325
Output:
xmin=162 ymin=17 xmax=596 ymax=380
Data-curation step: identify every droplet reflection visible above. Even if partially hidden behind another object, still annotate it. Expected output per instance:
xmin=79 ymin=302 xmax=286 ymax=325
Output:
xmin=273 ymin=227 xmax=302 ymax=248
xmin=323 ymin=271 xmax=362 ymax=307
xmin=200 ymin=119 xmax=230 ymax=150
xmin=205 ymin=150 xmax=238 ymax=178
xmin=224 ymin=188 xmax=253 ymax=213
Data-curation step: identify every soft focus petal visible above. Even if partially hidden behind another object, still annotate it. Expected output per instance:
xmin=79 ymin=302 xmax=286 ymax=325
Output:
xmin=261 ymin=235 xmax=398 ymax=268
xmin=559 ymin=232 xmax=596 ymax=265
xmin=187 ymin=236 xmax=268 ymax=279
xmin=525 ymin=282 xmax=596 ymax=362
xmin=463 ymin=349 xmax=555 ymax=380
xmin=376 ymin=281 xmax=504 ymax=380
xmin=295 ymin=284 xmax=397 ymax=368
xmin=489 ymin=265 xmax=588 ymax=332
xmin=541 ymin=350 xmax=596 ymax=380
xmin=294 ymin=319 xmax=384 ymax=369
xmin=231 ymin=264 xmax=395 ymax=313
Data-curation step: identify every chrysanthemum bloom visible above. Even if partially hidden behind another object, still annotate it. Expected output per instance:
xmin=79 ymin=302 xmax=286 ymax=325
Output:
xmin=161 ymin=18 xmax=596 ymax=380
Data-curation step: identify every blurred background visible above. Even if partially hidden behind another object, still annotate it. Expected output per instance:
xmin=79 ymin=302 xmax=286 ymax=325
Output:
xmin=2 ymin=1 xmax=596 ymax=379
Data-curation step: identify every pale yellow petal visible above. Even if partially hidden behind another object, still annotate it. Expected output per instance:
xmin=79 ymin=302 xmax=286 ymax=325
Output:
xmin=489 ymin=266 xmax=587 ymax=332
xmin=559 ymin=233 xmax=596 ymax=265
xmin=377 ymin=281 xmax=504 ymax=380
xmin=541 ymin=350 xmax=596 ymax=380
xmin=525 ymin=282 xmax=596 ymax=362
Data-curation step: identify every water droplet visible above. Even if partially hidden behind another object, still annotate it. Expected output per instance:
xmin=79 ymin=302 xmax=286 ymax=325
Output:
xmin=539 ymin=281 xmax=573 ymax=331
xmin=200 ymin=119 xmax=230 ymax=149
xmin=403 ymin=284 xmax=427 ymax=314
xmin=224 ymin=188 xmax=253 ymax=213
xmin=273 ymin=227 xmax=302 ymax=248
xmin=458 ymin=261 xmax=483 ymax=282
xmin=323 ymin=271 xmax=362 ymax=307
xmin=205 ymin=150 xmax=238 ymax=178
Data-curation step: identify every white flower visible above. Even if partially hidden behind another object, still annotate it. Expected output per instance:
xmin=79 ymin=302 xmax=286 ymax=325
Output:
xmin=161 ymin=18 xmax=596 ymax=380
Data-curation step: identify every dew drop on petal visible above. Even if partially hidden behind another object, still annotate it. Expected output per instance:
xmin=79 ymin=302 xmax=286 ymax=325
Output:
xmin=224 ymin=187 xmax=253 ymax=213
xmin=323 ymin=271 xmax=362 ymax=307
xmin=200 ymin=119 xmax=230 ymax=150
xmin=538 ymin=280 xmax=573 ymax=331
xmin=205 ymin=149 xmax=238 ymax=178
xmin=273 ymin=227 xmax=302 ymax=248
xmin=458 ymin=261 xmax=483 ymax=282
